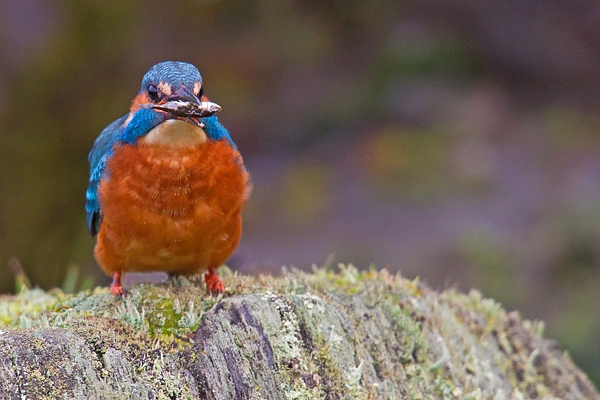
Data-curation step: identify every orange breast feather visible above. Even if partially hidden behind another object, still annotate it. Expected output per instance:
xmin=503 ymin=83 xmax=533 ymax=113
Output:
xmin=95 ymin=139 xmax=248 ymax=276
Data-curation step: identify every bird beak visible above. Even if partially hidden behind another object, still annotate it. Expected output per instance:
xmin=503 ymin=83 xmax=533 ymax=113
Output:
xmin=167 ymin=87 xmax=202 ymax=106
xmin=148 ymin=87 xmax=221 ymax=119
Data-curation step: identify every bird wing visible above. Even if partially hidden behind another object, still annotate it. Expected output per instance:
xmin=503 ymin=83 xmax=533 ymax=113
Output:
xmin=86 ymin=114 xmax=128 ymax=235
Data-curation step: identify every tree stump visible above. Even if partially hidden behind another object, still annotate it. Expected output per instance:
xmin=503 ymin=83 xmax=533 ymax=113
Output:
xmin=0 ymin=265 xmax=597 ymax=399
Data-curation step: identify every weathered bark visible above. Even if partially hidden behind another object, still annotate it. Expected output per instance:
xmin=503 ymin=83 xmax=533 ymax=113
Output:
xmin=0 ymin=266 xmax=597 ymax=399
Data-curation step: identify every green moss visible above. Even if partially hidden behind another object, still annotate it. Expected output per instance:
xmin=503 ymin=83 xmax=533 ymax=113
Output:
xmin=0 ymin=289 xmax=60 ymax=327
xmin=0 ymin=264 xmax=597 ymax=399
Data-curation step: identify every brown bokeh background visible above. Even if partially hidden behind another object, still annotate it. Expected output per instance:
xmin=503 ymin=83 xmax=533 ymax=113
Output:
xmin=1 ymin=0 xmax=600 ymax=385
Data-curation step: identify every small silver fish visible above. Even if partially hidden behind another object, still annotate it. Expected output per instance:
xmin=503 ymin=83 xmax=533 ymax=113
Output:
xmin=147 ymin=100 xmax=222 ymax=118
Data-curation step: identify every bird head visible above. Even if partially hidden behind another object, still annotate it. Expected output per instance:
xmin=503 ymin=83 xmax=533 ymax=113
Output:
xmin=131 ymin=61 xmax=221 ymax=122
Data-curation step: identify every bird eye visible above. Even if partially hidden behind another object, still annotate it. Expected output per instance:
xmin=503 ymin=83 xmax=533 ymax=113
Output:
xmin=148 ymin=85 xmax=159 ymax=101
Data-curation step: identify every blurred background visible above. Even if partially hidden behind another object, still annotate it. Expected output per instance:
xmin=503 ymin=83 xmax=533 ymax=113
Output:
xmin=0 ymin=0 xmax=599 ymax=385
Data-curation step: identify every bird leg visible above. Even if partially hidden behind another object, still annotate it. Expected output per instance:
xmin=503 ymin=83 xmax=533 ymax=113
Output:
xmin=204 ymin=268 xmax=225 ymax=294
xmin=109 ymin=271 xmax=126 ymax=297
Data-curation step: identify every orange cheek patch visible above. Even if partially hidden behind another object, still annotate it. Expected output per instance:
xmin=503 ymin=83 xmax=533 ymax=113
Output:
xmin=129 ymin=92 xmax=151 ymax=113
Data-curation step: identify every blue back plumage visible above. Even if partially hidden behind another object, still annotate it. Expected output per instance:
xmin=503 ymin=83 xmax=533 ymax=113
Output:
xmin=86 ymin=61 xmax=235 ymax=236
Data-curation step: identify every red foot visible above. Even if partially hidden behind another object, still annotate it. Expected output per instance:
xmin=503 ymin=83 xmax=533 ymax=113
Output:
xmin=109 ymin=271 xmax=126 ymax=297
xmin=205 ymin=268 xmax=225 ymax=294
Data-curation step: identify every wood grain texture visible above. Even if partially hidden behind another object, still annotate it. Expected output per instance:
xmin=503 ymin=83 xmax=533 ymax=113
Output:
xmin=0 ymin=268 xmax=598 ymax=399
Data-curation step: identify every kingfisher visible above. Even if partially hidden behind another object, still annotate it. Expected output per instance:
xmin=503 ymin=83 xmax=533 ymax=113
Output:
xmin=86 ymin=61 xmax=250 ymax=296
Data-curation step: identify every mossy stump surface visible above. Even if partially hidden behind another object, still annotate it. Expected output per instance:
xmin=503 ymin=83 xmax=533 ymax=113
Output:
xmin=0 ymin=265 xmax=597 ymax=399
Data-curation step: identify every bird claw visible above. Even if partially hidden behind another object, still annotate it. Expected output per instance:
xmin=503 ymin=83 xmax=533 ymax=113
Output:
xmin=205 ymin=268 xmax=225 ymax=294
xmin=109 ymin=284 xmax=126 ymax=298
xmin=109 ymin=271 xmax=126 ymax=298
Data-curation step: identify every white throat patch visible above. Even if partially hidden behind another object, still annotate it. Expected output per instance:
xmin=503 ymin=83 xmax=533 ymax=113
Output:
xmin=142 ymin=119 xmax=207 ymax=147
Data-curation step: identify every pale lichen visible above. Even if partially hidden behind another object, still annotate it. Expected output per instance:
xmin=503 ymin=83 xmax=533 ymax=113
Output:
xmin=0 ymin=265 xmax=597 ymax=399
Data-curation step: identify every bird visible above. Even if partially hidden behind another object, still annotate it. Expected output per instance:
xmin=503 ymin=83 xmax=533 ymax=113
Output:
xmin=85 ymin=61 xmax=250 ymax=296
